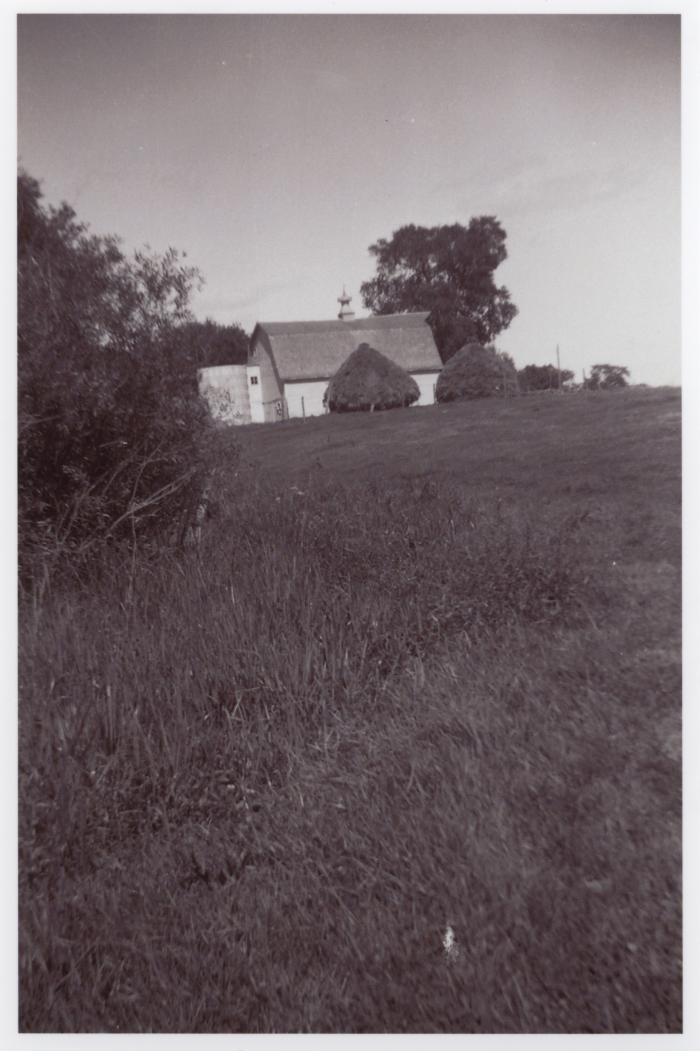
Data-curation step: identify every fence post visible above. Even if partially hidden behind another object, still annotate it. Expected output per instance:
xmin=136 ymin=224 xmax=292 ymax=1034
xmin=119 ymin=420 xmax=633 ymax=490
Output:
xmin=301 ymin=396 xmax=306 ymax=419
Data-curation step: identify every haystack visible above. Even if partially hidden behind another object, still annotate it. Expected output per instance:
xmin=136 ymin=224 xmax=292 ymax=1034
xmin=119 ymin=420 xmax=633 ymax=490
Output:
xmin=325 ymin=343 xmax=420 ymax=413
xmin=436 ymin=343 xmax=517 ymax=403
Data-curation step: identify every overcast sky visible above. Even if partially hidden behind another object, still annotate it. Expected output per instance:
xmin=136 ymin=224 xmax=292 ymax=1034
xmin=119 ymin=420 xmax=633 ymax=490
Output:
xmin=17 ymin=13 xmax=681 ymax=385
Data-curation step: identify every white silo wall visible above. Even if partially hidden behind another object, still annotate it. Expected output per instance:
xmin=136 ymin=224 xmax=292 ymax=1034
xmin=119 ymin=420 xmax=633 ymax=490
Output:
xmin=198 ymin=365 xmax=252 ymax=426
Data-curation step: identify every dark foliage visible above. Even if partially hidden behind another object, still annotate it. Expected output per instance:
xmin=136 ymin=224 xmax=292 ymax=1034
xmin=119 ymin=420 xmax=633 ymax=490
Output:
xmin=585 ymin=364 xmax=630 ymax=390
xmin=167 ymin=319 xmax=249 ymax=370
xmin=436 ymin=342 xmax=518 ymax=403
xmin=18 ymin=170 xmax=211 ymax=567
xmin=519 ymin=364 xmax=575 ymax=392
xmin=325 ymin=342 xmax=420 ymax=412
xmin=360 ymin=218 xmax=518 ymax=362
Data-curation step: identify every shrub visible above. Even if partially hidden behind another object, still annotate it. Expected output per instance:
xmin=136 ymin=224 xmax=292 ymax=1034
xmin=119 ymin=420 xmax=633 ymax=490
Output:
xmin=519 ymin=363 xmax=575 ymax=392
xmin=325 ymin=343 xmax=420 ymax=412
xmin=18 ymin=171 xmax=213 ymax=570
xmin=585 ymin=364 xmax=630 ymax=390
xmin=436 ymin=342 xmax=517 ymax=402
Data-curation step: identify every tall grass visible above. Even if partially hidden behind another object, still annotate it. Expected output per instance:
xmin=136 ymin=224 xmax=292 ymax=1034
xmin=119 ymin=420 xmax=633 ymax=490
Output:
xmin=19 ymin=475 xmax=680 ymax=1031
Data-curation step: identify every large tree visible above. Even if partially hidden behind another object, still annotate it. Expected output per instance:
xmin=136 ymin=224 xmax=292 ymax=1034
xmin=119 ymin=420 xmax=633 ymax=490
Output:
xmin=360 ymin=217 xmax=518 ymax=362
xmin=585 ymin=364 xmax=630 ymax=390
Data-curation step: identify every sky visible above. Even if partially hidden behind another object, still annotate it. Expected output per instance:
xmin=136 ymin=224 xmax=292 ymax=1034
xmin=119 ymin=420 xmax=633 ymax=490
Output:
xmin=17 ymin=12 xmax=681 ymax=385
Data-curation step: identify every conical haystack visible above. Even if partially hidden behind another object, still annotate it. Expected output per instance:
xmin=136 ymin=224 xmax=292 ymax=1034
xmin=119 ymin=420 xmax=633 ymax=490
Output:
xmin=325 ymin=342 xmax=420 ymax=413
xmin=436 ymin=342 xmax=517 ymax=403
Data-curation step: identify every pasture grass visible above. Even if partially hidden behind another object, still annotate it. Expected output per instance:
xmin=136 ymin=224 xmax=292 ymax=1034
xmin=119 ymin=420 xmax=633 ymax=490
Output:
xmin=19 ymin=387 xmax=681 ymax=1032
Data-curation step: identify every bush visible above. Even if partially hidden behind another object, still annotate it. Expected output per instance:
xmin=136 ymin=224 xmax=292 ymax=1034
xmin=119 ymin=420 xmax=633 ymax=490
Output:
xmin=18 ymin=171 xmax=212 ymax=570
xmin=436 ymin=342 xmax=517 ymax=403
xmin=325 ymin=343 xmax=420 ymax=412
xmin=585 ymin=364 xmax=630 ymax=390
xmin=519 ymin=363 xmax=575 ymax=392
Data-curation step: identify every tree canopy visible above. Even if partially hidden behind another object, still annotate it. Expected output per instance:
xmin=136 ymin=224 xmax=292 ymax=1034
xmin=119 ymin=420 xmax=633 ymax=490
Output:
xmin=585 ymin=364 xmax=630 ymax=390
xmin=360 ymin=218 xmax=518 ymax=362
xmin=519 ymin=364 xmax=575 ymax=392
xmin=168 ymin=319 xmax=249 ymax=370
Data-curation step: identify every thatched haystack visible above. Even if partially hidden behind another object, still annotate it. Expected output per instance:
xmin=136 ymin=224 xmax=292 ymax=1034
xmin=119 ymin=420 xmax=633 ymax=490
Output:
xmin=325 ymin=343 xmax=420 ymax=413
xmin=436 ymin=342 xmax=517 ymax=402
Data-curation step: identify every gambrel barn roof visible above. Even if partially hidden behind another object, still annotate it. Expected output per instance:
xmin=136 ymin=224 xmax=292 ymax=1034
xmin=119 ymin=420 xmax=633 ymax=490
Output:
xmin=250 ymin=313 xmax=441 ymax=383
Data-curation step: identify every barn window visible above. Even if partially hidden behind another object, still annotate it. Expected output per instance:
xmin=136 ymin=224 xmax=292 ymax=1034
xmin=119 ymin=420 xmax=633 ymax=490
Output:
xmin=250 ymin=376 xmax=259 ymax=385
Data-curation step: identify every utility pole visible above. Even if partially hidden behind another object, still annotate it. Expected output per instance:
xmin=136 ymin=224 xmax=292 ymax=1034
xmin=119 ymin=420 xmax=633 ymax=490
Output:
xmin=556 ymin=344 xmax=562 ymax=392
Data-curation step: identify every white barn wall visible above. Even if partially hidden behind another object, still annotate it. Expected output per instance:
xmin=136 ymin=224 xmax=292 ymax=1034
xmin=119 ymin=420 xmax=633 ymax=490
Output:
xmin=284 ymin=380 xmax=328 ymax=418
xmin=249 ymin=333 xmax=285 ymax=422
xmin=247 ymin=365 xmax=265 ymax=423
xmin=284 ymin=373 xmax=439 ymax=418
xmin=411 ymin=372 xmax=440 ymax=407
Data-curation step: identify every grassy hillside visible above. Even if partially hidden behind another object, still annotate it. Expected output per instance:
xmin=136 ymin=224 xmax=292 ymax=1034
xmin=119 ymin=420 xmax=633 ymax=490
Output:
xmin=237 ymin=385 xmax=680 ymax=528
xmin=19 ymin=387 xmax=681 ymax=1032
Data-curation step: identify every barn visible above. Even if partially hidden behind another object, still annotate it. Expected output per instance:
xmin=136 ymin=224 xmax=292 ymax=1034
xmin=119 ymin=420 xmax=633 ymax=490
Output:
xmin=248 ymin=294 xmax=442 ymax=422
xmin=199 ymin=293 xmax=443 ymax=425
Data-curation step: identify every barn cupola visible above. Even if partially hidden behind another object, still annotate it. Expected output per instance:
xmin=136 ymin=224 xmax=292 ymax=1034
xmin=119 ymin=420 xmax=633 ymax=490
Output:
xmin=337 ymin=285 xmax=355 ymax=321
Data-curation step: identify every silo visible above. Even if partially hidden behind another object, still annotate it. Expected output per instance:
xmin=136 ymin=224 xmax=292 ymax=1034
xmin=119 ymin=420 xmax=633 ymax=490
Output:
xmin=198 ymin=365 xmax=252 ymax=426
